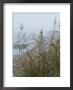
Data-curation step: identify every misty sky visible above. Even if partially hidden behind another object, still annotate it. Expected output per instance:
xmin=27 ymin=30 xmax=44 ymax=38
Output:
xmin=12 ymin=13 xmax=60 ymax=43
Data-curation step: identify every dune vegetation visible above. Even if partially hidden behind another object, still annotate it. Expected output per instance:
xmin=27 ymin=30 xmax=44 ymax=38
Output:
xmin=13 ymin=19 xmax=60 ymax=77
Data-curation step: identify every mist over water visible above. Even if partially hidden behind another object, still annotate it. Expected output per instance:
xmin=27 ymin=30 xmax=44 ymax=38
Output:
xmin=13 ymin=13 xmax=60 ymax=56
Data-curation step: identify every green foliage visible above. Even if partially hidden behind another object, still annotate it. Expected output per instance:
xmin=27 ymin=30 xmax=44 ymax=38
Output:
xmin=13 ymin=30 xmax=60 ymax=77
xmin=13 ymin=19 xmax=60 ymax=77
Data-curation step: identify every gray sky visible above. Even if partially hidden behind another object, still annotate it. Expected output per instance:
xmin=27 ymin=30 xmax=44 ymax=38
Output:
xmin=12 ymin=13 xmax=60 ymax=43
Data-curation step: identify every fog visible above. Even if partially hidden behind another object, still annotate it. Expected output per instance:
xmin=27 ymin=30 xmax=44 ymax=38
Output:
xmin=12 ymin=13 xmax=60 ymax=43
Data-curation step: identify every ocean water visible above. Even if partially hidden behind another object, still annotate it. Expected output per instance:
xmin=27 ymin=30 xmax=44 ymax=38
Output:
xmin=13 ymin=48 xmax=28 ymax=56
xmin=13 ymin=49 xmax=19 ymax=56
